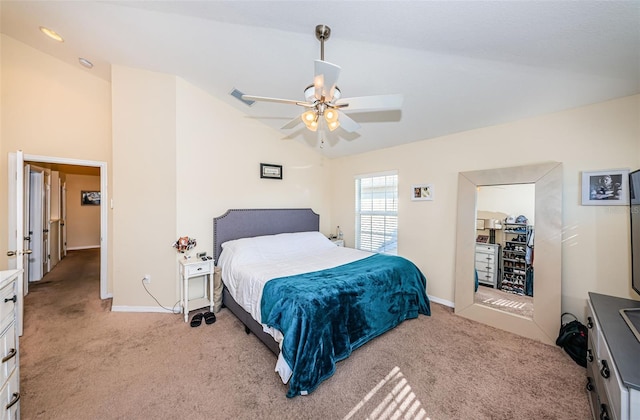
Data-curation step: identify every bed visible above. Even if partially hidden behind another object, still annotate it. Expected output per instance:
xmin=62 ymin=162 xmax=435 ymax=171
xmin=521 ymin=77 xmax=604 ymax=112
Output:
xmin=213 ymin=208 xmax=430 ymax=398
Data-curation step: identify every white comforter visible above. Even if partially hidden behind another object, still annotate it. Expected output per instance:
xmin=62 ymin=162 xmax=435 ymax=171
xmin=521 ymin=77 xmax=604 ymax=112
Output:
xmin=217 ymin=231 xmax=372 ymax=382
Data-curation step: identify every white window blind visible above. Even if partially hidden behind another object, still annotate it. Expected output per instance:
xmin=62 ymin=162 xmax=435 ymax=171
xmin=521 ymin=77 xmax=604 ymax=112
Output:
xmin=355 ymin=172 xmax=398 ymax=255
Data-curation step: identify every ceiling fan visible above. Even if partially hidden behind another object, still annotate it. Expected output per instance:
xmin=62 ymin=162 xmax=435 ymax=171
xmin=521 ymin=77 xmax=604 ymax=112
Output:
xmin=242 ymin=24 xmax=403 ymax=140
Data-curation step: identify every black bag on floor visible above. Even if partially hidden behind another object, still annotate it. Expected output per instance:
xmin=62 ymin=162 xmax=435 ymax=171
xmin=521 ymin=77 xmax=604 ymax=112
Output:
xmin=555 ymin=312 xmax=588 ymax=367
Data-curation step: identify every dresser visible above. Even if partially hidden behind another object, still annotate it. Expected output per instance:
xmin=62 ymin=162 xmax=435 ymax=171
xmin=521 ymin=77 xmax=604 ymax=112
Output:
xmin=586 ymin=293 xmax=640 ymax=420
xmin=475 ymin=243 xmax=500 ymax=288
xmin=0 ymin=270 xmax=20 ymax=419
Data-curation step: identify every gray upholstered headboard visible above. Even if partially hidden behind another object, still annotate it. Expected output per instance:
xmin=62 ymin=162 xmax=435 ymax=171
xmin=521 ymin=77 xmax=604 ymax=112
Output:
xmin=213 ymin=208 xmax=320 ymax=264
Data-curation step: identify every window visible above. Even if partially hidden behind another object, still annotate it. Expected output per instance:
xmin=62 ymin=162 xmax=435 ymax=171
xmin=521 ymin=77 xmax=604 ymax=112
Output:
xmin=355 ymin=172 xmax=398 ymax=255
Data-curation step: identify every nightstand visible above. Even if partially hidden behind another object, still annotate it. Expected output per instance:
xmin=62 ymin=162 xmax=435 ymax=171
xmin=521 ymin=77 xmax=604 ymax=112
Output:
xmin=179 ymin=258 xmax=214 ymax=322
xmin=331 ymin=238 xmax=344 ymax=247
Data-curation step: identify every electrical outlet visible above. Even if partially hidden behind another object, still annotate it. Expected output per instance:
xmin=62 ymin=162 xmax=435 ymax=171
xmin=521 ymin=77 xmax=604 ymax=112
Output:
xmin=143 ymin=274 xmax=151 ymax=284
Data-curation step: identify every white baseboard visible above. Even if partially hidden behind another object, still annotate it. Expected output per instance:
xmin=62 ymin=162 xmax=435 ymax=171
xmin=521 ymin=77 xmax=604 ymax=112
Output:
xmin=66 ymin=245 xmax=100 ymax=250
xmin=111 ymin=305 xmax=180 ymax=314
xmin=429 ymin=295 xmax=454 ymax=308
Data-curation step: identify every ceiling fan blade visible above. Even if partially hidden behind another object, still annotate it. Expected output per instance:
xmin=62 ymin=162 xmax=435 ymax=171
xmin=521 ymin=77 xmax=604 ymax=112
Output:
xmin=336 ymin=94 xmax=403 ymax=112
xmin=338 ymin=111 xmax=361 ymax=133
xmin=281 ymin=116 xmax=303 ymax=130
xmin=241 ymin=95 xmax=314 ymax=108
xmin=313 ymin=60 xmax=341 ymax=101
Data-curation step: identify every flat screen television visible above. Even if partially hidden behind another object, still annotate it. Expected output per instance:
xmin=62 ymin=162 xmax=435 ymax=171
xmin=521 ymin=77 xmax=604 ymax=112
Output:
xmin=622 ymin=169 xmax=640 ymax=342
xmin=628 ymin=169 xmax=640 ymax=296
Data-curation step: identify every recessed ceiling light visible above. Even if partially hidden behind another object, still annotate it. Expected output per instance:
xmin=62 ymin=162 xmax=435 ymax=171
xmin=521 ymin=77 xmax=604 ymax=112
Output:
xmin=39 ymin=26 xmax=64 ymax=42
xmin=78 ymin=58 xmax=93 ymax=69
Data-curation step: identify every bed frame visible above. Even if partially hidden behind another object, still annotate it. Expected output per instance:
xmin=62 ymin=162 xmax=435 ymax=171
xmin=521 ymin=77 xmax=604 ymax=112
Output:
xmin=213 ymin=208 xmax=320 ymax=355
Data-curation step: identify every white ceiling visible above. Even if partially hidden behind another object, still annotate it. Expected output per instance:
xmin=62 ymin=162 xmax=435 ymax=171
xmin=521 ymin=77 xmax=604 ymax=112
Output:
xmin=2 ymin=1 xmax=639 ymax=158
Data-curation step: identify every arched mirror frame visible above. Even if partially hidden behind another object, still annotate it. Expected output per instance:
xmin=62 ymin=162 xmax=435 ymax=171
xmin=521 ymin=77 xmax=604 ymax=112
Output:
xmin=454 ymin=161 xmax=562 ymax=345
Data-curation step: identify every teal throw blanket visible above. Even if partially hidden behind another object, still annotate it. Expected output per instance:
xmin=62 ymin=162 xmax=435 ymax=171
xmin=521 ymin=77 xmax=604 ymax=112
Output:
xmin=261 ymin=253 xmax=430 ymax=398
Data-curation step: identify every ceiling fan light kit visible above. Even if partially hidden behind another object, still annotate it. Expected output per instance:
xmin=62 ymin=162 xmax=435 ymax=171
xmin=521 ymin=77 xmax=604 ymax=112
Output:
xmin=241 ymin=24 xmax=402 ymax=145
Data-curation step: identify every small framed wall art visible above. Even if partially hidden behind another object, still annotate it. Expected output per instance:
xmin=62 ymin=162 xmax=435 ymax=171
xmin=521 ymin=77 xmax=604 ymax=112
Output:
xmin=260 ymin=163 xmax=283 ymax=180
xmin=581 ymin=169 xmax=629 ymax=206
xmin=81 ymin=191 xmax=101 ymax=206
xmin=411 ymin=184 xmax=434 ymax=201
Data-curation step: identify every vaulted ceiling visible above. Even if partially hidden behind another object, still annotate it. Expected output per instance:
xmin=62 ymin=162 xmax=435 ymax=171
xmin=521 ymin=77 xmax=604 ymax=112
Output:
xmin=2 ymin=1 xmax=639 ymax=158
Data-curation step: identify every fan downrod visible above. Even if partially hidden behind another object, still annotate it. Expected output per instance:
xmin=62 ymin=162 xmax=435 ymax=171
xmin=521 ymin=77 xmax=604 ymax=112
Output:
xmin=315 ymin=24 xmax=331 ymax=61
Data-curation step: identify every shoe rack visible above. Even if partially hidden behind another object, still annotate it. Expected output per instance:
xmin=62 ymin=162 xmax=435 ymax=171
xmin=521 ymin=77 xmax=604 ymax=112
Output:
xmin=501 ymin=222 xmax=529 ymax=295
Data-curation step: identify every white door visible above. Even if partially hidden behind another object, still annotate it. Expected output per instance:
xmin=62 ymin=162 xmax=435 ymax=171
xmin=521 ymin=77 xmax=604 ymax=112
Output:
xmin=28 ymin=170 xmax=43 ymax=282
xmin=62 ymin=182 xmax=67 ymax=257
xmin=23 ymin=164 xmax=31 ymax=294
xmin=7 ymin=151 xmax=27 ymax=336
xmin=42 ymin=169 xmax=51 ymax=275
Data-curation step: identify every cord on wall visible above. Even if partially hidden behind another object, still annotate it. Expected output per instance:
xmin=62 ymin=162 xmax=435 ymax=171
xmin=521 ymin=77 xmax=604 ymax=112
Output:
xmin=141 ymin=278 xmax=181 ymax=314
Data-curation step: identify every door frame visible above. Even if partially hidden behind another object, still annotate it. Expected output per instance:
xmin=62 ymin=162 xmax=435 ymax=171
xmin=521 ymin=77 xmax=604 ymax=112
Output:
xmin=21 ymin=154 xmax=109 ymax=299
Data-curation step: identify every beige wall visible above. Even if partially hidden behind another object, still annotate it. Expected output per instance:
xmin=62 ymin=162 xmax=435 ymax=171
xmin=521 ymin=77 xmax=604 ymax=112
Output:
xmin=3 ymin=33 xmax=640 ymax=318
xmin=110 ymin=68 xmax=330 ymax=309
xmin=111 ymin=66 xmax=178 ymax=308
xmin=65 ymin=174 xmax=101 ymax=249
xmin=0 ymin=35 xmax=112 ymax=274
xmin=329 ymin=95 xmax=640 ymax=318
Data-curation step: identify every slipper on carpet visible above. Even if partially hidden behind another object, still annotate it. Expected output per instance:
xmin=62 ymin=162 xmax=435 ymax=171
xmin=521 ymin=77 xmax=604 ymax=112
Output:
xmin=190 ymin=313 xmax=204 ymax=327
xmin=203 ymin=311 xmax=216 ymax=325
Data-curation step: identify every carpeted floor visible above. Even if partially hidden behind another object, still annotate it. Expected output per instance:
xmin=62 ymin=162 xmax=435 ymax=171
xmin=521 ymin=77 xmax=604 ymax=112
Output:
xmin=19 ymin=249 xmax=590 ymax=419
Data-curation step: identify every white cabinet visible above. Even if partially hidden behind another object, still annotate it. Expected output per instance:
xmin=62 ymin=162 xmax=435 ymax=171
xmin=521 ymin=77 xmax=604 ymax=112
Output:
xmin=475 ymin=243 xmax=500 ymax=288
xmin=0 ymin=270 xmax=20 ymax=419
xmin=586 ymin=293 xmax=640 ymax=420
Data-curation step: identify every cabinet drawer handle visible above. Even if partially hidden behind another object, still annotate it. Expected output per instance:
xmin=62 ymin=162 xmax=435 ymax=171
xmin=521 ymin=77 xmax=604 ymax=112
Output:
xmin=5 ymin=392 xmax=19 ymax=410
xmin=587 ymin=317 xmax=593 ymax=329
xmin=587 ymin=349 xmax=593 ymax=363
xmin=1 ymin=348 xmax=16 ymax=364
xmin=599 ymin=403 xmax=610 ymax=420
xmin=586 ymin=377 xmax=595 ymax=392
xmin=600 ymin=360 xmax=610 ymax=379
xmin=4 ymin=295 xmax=16 ymax=303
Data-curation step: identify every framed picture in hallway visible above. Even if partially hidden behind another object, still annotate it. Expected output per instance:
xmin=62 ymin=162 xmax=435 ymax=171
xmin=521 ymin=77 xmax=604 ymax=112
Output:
xmin=81 ymin=191 xmax=101 ymax=206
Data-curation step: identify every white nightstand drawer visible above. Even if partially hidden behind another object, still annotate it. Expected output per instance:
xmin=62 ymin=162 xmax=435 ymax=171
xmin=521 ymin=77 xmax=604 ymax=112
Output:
xmin=184 ymin=262 xmax=210 ymax=276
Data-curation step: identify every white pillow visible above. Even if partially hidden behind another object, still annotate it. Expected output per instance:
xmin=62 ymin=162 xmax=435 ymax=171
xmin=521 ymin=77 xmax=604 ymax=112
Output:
xmin=219 ymin=231 xmax=334 ymax=268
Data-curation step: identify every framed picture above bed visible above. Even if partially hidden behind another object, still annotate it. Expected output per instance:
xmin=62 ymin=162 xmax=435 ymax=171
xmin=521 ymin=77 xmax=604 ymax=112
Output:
xmin=260 ymin=163 xmax=283 ymax=180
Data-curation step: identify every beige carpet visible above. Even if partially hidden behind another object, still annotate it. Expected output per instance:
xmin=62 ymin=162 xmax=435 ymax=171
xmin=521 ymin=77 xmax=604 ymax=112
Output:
xmin=20 ymin=249 xmax=590 ymax=419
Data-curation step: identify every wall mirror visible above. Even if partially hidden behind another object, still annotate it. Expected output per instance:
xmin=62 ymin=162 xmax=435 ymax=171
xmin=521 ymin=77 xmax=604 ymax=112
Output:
xmin=454 ymin=162 xmax=562 ymax=345
xmin=475 ymin=184 xmax=535 ymax=318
